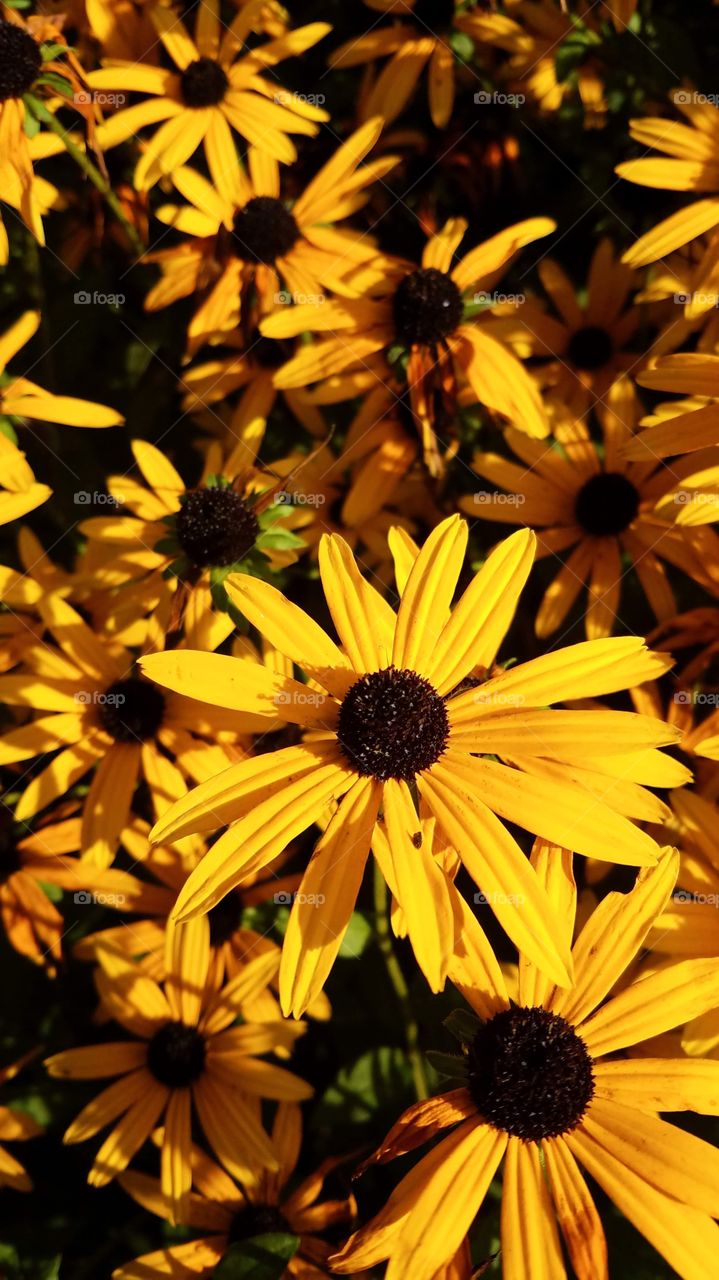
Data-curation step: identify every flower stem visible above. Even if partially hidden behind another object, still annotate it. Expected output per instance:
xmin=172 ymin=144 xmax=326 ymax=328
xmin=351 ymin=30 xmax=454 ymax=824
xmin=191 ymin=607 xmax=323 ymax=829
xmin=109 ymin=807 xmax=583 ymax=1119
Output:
xmin=373 ymin=861 xmax=429 ymax=1100
xmin=25 ymin=97 xmax=145 ymax=258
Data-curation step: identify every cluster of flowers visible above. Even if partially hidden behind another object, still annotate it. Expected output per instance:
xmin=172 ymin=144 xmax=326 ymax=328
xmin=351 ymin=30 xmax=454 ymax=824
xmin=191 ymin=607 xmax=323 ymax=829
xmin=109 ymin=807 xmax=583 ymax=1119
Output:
xmin=3 ymin=0 xmax=719 ymax=1276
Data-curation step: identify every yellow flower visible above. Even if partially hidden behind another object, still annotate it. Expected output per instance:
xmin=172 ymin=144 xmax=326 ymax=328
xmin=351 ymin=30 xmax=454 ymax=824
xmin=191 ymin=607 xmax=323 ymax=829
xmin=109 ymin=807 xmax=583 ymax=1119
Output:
xmin=332 ymin=848 xmax=719 ymax=1280
xmin=0 ymin=434 xmax=51 ymax=526
xmin=0 ymin=1051 xmax=42 ymax=1192
xmin=261 ymin=216 xmax=555 ymax=474
xmin=88 ymin=1 xmax=330 ymax=193
xmin=45 ymin=920 xmax=311 ymax=1222
xmin=141 ymin=515 xmax=682 ymax=1015
xmin=462 ymin=378 xmax=719 ymax=636
xmin=113 ymin=1102 xmax=355 ymax=1276
xmin=144 ymin=120 xmax=398 ymax=350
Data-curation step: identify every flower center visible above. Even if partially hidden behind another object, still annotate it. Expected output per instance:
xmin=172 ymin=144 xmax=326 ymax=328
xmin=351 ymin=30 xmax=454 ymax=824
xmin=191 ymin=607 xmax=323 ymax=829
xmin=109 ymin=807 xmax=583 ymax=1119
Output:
xmin=208 ymin=889 xmax=244 ymax=946
xmin=574 ymin=471 xmax=639 ymax=537
xmin=409 ymin=0 xmax=456 ymax=30
xmin=0 ymin=21 xmax=42 ymax=101
xmin=227 ymin=1203 xmax=291 ymax=1244
xmin=233 ymin=197 xmax=301 ymax=265
xmin=467 ymin=1006 xmax=595 ymax=1141
xmin=179 ymin=56 xmax=228 ymax=107
xmin=147 ymin=1020 xmax=206 ymax=1087
xmin=566 ymin=325 xmax=614 ymax=371
xmin=337 ymin=666 xmax=449 ymax=782
xmin=99 ymin=677 xmax=166 ymax=743
xmin=252 ymin=334 xmax=288 ymax=369
xmin=176 ymin=486 xmax=260 ymax=569
xmin=392 ymin=268 xmax=463 ymax=347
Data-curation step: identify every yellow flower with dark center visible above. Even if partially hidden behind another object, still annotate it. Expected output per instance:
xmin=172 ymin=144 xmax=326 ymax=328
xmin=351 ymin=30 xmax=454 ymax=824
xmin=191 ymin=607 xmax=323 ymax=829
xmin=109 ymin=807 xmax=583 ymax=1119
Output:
xmin=331 ymin=848 xmax=719 ymax=1280
xmin=261 ymin=217 xmax=555 ymax=475
xmin=141 ymin=515 xmax=684 ymax=1016
xmin=463 ymin=378 xmax=719 ymax=637
xmin=113 ymin=1102 xmax=355 ymax=1276
xmin=45 ymin=919 xmax=311 ymax=1222
xmin=144 ymin=120 xmax=398 ymax=351
xmin=87 ymin=1 xmax=330 ymax=194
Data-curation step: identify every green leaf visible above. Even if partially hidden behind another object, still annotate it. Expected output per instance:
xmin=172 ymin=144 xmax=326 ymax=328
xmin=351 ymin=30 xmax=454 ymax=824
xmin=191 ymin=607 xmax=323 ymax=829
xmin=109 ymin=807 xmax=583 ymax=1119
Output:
xmin=23 ymin=108 xmax=41 ymax=138
xmin=449 ymin=30 xmax=474 ymax=60
xmin=40 ymin=42 xmax=69 ymax=61
xmin=426 ymin=1050 xmax=468 ymax=1081
xmin=212 ymin=1234 xmax=299 ymax=1279
xmin=444 ymin=1008 xmax=482 ymax=1044
xmin=255 ymin=528 xmax=305 ymax=552
xmin=338 ymin=910 xmax=372 ymax=959
xmin=313 ymin=1047 xmax=413 ymax=1136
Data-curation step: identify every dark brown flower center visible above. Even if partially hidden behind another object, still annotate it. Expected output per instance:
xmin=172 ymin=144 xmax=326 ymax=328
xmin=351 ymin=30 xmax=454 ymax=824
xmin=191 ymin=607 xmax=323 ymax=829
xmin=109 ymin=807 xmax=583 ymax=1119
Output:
xmin=467 ymin=1005 xmax=595 ymax=1141
xmin=227 ymin=1203 xmax=292 ymax=1244
xmin=233 ymin=197 xmax=300 ymax=264
xmin=147 ymin=1020 xmax=206 ymax=1087
xmin=99 ymin=677 xmax=166 ymax=743
xmin=176 ymin=486 xmax=259 ymax=569
xmin=179 ymin=56 xmax=228 ymax=107
xmin=393 ymin=267 xmax=463 ymax=347
xmin=574 ymin=471 xmax=639 ymax=537
xmin=0 ymin=21 xmax=42 ymax=101
xmin=567 ymin=325 xmax=614 ymax=371
xmin=337 ymin=666 xmax=449 ymax=782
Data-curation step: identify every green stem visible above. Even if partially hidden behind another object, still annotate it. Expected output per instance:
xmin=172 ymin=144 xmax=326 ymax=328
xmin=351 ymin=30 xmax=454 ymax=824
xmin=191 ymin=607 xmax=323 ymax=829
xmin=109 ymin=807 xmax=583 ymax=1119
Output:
xmin=25 ymin=97 xmax=145 ymax=258
xmin=373 ymin=861 xmax=429 ymax=1100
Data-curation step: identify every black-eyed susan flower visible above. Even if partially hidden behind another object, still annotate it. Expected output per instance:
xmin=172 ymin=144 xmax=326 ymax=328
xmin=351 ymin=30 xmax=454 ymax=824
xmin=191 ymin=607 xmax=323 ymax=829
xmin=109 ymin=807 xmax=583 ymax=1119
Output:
xmin=88 ymin=3 xmax=330 ymax=193
xmin=462 ymin=378 xmax=719 ymax=637
xmin=0 ymin=596 xmax=252 ymax=866
xmin=328 ymin=0 xmax=487 ymax=129
xmin=0 ymin=310 xmax=123 ymax=428
xmin=332 ymin=847 xmax=719 ymax=1280
xmin=113 ymin=1101 xmax=355 ymax=1276
xmin=78 ymin=438 xmax=306 ymax=643
xmin=625 ymin=351 xmax=719 ymax=468
xmin=45 ymin=919 xmax=311 ymax=1220
xmin=0 ymin=1051 xmax=42 ymax=1191
xmin=0 ymin=434 xmax=51 ymax=527
xmin=141 ymin=515 xmax=683 ymax=1015
xmin=144 ymin=119 xmax=398 ymax=349
xmin=261 ymin=217 xmax=555 ymax=474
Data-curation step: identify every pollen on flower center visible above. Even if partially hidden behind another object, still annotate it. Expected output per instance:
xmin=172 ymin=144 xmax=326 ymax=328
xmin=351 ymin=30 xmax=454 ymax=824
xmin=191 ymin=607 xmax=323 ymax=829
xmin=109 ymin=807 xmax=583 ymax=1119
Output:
xmin=0 ymin=20 xmax=42 ymax=101
xmin=233 ymin=196 xmax=301 ymax=264
xmin=146 ymin=1020 xmax=206 ymax=1087
xmin=393 ymin=267 xmax=464 ymax=347
xmin=227 ymin=1203 xmax=292 ymax=1244
xmin=337 ymin=666 xmax=450 ymax=782
xmin=176 ymin=485 xmax=260 ymax=569
xmin=574 ymin=471 xmax=640 ymax=537
xmin=99 ymin=677 xmax=166 ymax=743
xmin=179 ymin=56 xmax=228 ymax=107
xmin=567 ymin=324 xmax=614 ymax=371
xmin=467 ymin=1005 xmax=595 ymax=1141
